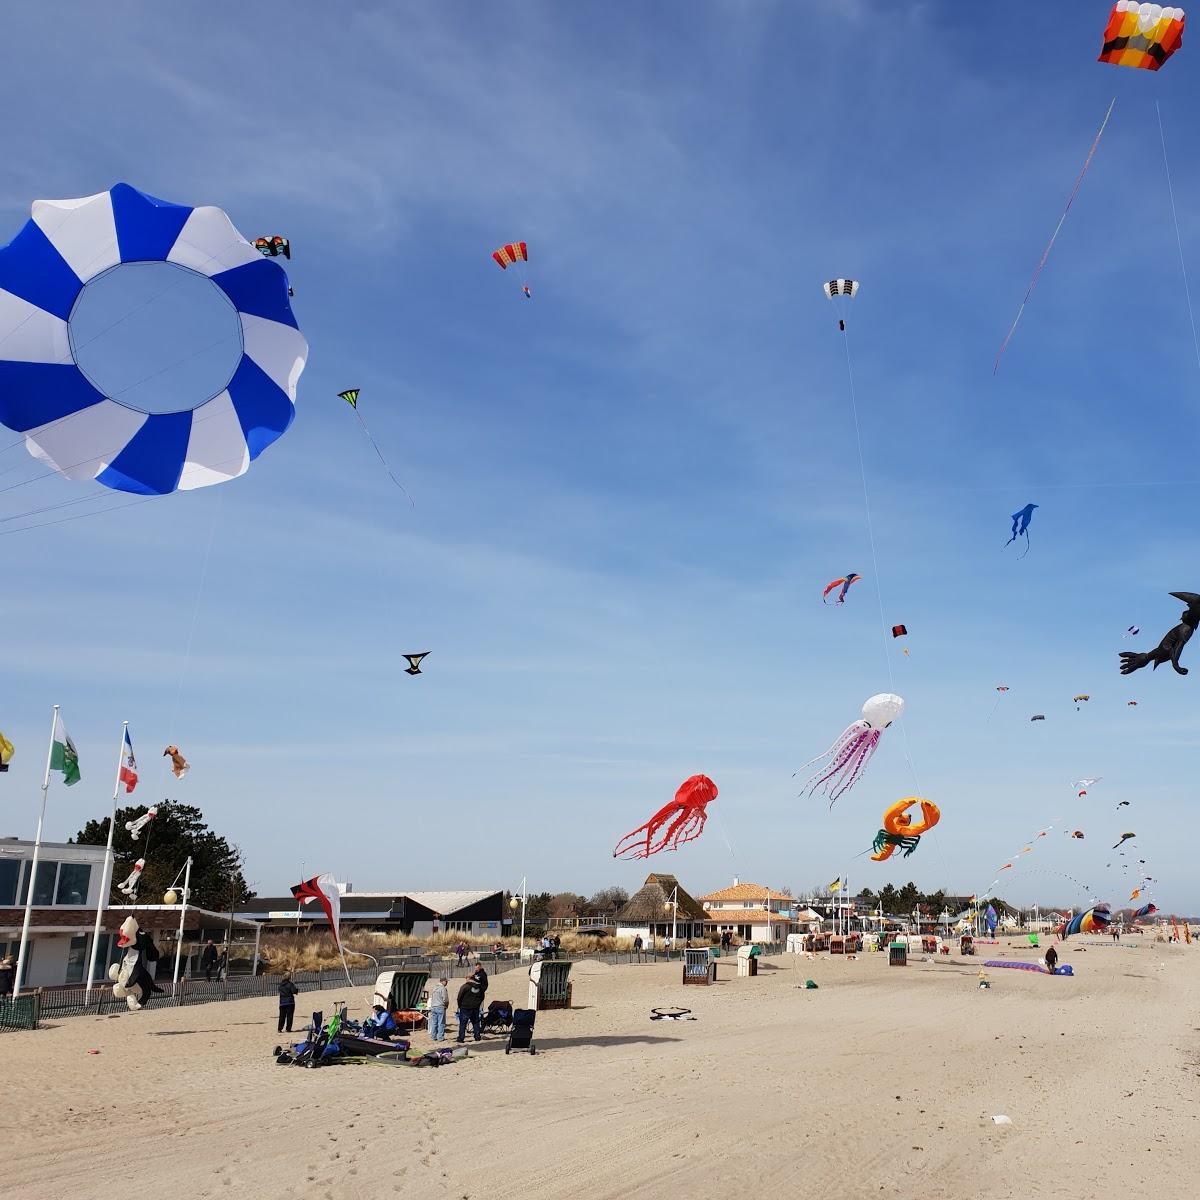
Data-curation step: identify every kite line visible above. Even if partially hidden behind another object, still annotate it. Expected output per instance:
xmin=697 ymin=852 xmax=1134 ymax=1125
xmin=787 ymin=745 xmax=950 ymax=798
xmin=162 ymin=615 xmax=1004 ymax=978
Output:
xmin=1156 ymin=100 xmax=1200 ymax=374
xmin=994 ymin=97 xmax=1116 ymax=374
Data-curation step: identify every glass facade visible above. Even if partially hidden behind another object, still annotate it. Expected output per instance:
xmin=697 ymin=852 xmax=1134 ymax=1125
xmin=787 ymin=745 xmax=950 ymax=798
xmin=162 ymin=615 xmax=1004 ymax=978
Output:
xmin=0 ymin=858 xmax=19 ymax=906
xmin=31 ymin=860 xmax=59 ymax=905
xmin=6 ymin=857 xmax=96 ymax=907
xmin=65 ymin=935 xmax=88 ymax=984
xmin=55 ymin=863 xmax=91 ymax=905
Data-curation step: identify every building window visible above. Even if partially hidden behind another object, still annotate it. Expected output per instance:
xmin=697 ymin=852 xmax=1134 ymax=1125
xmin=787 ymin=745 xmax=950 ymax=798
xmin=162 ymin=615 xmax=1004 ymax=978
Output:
xmin=443 ymin=920 xmax=471 ymax=932
xmin=65 ymin=935 xmax=88 ymax=984
xmin=0 ymin=859 xmax=19 ymax=906
xmin=31 ymin=861 xmax=59 ymax=905
xmin=3 ymin=939 xmax=34 ymax=986
xmin=93 ymin=933 xmax=123 ymax=980
xmin=56 ymin=863 xmax=91 ymax=906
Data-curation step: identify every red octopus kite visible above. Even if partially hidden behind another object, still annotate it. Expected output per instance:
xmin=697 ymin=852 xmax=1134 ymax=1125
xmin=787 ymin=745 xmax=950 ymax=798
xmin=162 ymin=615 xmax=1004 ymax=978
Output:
xmin=613 ymin=775 xmax=717 ymax=860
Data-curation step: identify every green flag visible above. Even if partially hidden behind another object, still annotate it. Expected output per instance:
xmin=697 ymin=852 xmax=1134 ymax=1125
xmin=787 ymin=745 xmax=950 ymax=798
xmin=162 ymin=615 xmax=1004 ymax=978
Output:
xmin=49 ymin=713 xmax=80 ymax=786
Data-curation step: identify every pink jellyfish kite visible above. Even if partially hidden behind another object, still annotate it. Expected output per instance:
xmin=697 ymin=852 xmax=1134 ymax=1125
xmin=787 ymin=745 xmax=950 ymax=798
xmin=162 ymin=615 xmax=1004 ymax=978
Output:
xmin=798 ymin=693 xmax=904 ymax=808
xmin=613 ymin=774 xmax=717 ymax=860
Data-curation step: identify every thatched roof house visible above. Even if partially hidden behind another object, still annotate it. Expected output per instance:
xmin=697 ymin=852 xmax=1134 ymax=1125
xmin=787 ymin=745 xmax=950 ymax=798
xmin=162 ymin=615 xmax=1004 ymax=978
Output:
xmin=614 ymin=873 xmax=707 ymax=943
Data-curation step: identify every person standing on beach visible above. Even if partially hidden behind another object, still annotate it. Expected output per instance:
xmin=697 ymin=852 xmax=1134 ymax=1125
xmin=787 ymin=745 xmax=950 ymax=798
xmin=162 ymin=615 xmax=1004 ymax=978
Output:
xmin=456 ymin=972 xmax=485 ymax=1043
xmin=1043 ymin=945 xmax=1058 ymax=974
xmin=0 ymin=955 xmax=15 ymax=996
xmin=633 ymin=934 xmax=643 ymax=962
xmin=455 ymin=941 xmax=468 ymax=966
xmin=201 ymin=939 xmax=218 ymax=982
xmin=428 ymin=976 xmax=450 ymax=1041
xmin=469 ymin=961 xmax=488 ymax=997
xmin=277 ymin=972 xmax=298 ymax=1032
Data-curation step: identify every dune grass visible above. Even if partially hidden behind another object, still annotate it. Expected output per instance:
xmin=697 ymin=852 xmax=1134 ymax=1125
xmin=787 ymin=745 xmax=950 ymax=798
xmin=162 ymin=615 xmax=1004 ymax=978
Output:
xmin=258 ymin=929 xmax=643 ymax=974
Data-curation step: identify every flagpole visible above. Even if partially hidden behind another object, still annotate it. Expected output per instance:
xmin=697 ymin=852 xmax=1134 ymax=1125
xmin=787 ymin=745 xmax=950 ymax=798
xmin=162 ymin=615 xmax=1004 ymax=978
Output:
xmin=171 ymin=857 xmax=192 ymax=996
xmin=85 ymin=721 xmax=128 ymax=1002
xmin=13 ymin=705 xmax=59 ymax=999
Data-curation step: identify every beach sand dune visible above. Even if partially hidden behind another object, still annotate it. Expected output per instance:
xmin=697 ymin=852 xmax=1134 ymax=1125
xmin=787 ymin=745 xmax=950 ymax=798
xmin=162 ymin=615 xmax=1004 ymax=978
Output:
xmin=4 ymin=943 xmax=1199 ymax=1199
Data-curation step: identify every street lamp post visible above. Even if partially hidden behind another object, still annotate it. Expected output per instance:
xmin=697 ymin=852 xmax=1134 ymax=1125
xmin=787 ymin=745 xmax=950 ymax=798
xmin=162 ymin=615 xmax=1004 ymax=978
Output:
xmin=509 ymin=876 xmax=528 ymax=958
xmin=663 ymin=885 xmax=679 ymax=953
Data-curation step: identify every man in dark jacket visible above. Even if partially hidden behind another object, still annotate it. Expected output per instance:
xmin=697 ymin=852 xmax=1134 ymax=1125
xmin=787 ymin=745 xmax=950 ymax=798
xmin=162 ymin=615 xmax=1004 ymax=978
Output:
xmin=277 ymin=973 xmax=299 ymax=1032
xmin=469 ymin=962 xmax=488 ymax=996
xmin=201 ymin=939 xmax=218 ymax=981
xmin=456 ymin=974 xmax=485 ymax=1043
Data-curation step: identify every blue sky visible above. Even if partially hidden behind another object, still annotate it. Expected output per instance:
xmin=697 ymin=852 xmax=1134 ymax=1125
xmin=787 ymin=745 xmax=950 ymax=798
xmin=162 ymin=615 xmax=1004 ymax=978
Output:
xmin=1 ymin=1 xmax=1198 ymax=912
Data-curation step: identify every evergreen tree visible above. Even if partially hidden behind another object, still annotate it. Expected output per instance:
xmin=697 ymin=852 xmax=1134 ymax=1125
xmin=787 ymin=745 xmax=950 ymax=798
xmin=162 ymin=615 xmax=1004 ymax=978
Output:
xmin=73 ymin=802 xmax=252 ymax=909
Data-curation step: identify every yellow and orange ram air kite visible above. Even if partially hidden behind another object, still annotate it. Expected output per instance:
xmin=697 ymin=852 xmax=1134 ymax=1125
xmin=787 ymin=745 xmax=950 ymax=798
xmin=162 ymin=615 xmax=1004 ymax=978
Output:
xmin=492 ymin=241 xmax=528 ymax=268
xmin=1098 ymin=3 xmax=1185 ymax=71
xmin=870 ymin=797 xmax=941 ymax=862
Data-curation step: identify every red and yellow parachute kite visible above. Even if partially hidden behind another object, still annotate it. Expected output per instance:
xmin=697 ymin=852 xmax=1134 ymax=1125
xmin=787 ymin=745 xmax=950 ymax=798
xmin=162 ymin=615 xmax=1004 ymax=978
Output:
xmin=1098 ymin=3 xmax=1185 ymax=71
xmin=492 ymin=241 xmax=531 ymax=298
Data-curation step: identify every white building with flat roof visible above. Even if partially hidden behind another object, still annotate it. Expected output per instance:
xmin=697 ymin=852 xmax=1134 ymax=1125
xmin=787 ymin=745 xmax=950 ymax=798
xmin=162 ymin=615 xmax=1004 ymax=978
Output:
xmin=0 ymin=837 xmax=110 ymax=988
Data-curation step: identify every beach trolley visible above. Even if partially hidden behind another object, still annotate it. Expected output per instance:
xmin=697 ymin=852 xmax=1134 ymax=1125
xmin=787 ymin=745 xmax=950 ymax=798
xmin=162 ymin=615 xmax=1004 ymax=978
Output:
xmin=373 ymin=969 xmax=429 ymax=1031
xmin=507 ymin=1008 xmax=536 ymax=1055
xmin=683 ymin=947 xmax=715 ymax=985
xmin=736 ymin=944 xmax=759 ymax=978
xmin=888 ymin=941 xmax=907 ymax=967
xmin=528 ymin=959 xmax=573 ymax=1011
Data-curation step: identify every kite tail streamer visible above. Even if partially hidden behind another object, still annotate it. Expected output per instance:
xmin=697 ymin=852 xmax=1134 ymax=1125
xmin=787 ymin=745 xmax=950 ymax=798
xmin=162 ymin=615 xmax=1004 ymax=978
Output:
xmin=353 ymin=408 xmax=415 ymax=508
xmin=1156 ymin=101 xmax=1200 ymax=374
xmin=994 ymin=97 xmax=1116 ymax=374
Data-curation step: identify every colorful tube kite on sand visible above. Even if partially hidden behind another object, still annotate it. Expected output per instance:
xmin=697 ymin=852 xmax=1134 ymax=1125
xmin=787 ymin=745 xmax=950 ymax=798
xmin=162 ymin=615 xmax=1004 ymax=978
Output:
xmin=1061 ymin=904 xmax=1112 ymax=937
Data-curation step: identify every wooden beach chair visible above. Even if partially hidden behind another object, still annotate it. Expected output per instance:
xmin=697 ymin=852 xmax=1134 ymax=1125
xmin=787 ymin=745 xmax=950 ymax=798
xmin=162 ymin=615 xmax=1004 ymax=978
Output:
xmin=373 ymin=968 xmax=430 ymax=1030
xmin=682 ymin=947 xmax=714 ymax=985
xmin=527 ymin=960 xmax=573 ymax=1010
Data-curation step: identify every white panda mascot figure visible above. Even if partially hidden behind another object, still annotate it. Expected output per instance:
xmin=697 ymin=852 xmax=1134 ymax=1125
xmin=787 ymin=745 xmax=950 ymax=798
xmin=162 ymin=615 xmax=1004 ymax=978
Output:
xmin=108 ymin=916 xmax=165 ymax=1010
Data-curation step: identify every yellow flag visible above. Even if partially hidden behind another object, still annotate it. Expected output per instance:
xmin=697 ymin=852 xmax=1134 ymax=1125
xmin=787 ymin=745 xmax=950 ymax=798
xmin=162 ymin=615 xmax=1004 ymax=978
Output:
xmin=828 ymin=877 xmax=842 ymax=892
xmin=0 ymin=730 xmax=13 ymax=770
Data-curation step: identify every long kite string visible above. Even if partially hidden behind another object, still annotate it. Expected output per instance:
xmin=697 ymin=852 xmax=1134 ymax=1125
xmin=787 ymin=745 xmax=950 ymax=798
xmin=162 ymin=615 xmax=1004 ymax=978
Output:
xmin=994 ymin=96 xmax=1116 ymax=374
xmin=1156 ymin=99 xmax=1200 ymax=372
xmin=839 ymin=318 xmax=951 ymax=886
xmin=353 ymin=407 xmax=415 ymax=507
xmin=840 ymin=327 xmax=894 ymax=696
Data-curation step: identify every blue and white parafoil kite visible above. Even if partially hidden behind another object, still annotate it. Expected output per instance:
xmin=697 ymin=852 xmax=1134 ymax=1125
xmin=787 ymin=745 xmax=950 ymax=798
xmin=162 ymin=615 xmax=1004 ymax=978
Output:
xmin=0 ymin=183 xmax=306 ymax=495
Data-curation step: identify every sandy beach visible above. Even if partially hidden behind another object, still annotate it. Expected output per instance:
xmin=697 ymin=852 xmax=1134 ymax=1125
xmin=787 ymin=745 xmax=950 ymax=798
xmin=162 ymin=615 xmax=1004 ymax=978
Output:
xmin=4 ymin=941 xmax=1199 ymax=1200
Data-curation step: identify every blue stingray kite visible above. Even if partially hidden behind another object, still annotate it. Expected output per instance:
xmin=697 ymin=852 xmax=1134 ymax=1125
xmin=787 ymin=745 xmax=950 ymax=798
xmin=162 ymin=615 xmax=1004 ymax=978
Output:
xmin=823 ymin=573 xmax=861 ymax=605
xmin=1005 ymin=503 xmax=1038 ymax=558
